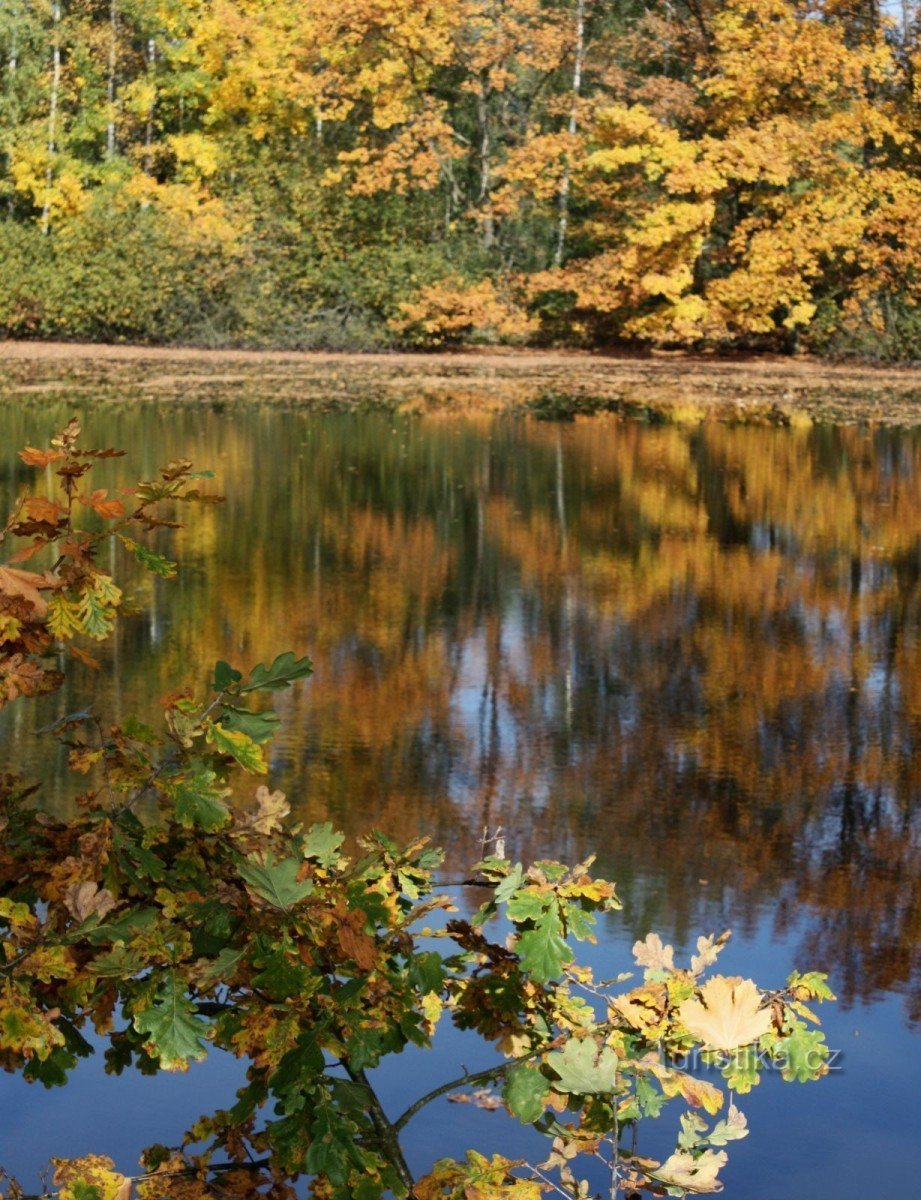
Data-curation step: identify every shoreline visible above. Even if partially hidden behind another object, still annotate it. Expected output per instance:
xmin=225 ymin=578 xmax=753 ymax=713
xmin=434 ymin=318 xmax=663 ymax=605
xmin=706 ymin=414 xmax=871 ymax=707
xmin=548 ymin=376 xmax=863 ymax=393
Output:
xmin=2 ymin=339 xmax=920 ymax=424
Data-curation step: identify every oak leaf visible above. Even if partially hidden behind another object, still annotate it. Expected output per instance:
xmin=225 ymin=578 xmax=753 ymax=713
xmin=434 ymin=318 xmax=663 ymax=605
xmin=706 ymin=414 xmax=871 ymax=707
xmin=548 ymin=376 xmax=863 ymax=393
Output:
xmin=652 ymin=1149 xmax=727 ymax=1193
xmin=633 ymin=932 xmax=675 ymax=972
xmin=19 ymin=446 xmax=66 ymax=468
xmin=248 ymin=786 xmax=290 ymax=835
xmin=64 ymin=881 xmax=118 ymax=923
xmin=0 ymin=566 xmax=57 ymax=617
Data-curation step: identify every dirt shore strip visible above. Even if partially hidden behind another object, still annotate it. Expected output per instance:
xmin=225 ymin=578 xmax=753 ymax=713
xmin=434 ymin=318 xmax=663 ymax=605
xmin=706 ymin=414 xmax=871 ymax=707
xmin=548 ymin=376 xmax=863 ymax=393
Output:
xmin=2 ymin=341 xmax=920 ymax=423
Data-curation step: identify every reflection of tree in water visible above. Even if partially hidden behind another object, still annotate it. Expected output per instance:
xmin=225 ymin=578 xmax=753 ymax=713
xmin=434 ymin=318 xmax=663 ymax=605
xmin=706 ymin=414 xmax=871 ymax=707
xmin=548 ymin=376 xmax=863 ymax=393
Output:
xmin=1 ymin=404 xmax=918 ymax=1020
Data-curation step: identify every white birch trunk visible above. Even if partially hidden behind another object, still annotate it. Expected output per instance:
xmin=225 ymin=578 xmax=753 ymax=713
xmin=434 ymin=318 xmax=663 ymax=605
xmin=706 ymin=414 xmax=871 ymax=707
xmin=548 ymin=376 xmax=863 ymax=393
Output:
xmin=477 ymin=79 xmax=495 ymax=248
xmin=106 ymin=0 xmax=117 ymax=159
xmin=554 ymin=0 xmax=585 ymax=268
xmin=42 ymin=0 xmax=62 ymax=233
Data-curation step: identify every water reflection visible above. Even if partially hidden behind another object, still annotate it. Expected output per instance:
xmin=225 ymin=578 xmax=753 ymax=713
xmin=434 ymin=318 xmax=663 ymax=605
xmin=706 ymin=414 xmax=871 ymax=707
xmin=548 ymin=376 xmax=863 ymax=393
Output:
xmin=1 ymin=405 xmax=918 ymax=1026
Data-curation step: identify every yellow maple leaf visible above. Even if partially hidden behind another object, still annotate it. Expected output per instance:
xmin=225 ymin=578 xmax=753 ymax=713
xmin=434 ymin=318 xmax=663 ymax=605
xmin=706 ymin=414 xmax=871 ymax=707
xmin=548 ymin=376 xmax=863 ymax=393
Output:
xmin=677 ymin=976 xmax=772 ymax=1051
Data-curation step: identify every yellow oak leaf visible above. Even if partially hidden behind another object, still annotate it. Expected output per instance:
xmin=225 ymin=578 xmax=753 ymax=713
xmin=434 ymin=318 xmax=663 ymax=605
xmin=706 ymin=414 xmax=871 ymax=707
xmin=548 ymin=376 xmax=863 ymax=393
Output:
xmin=652 ymin=1149 xmax=727 ymax=1193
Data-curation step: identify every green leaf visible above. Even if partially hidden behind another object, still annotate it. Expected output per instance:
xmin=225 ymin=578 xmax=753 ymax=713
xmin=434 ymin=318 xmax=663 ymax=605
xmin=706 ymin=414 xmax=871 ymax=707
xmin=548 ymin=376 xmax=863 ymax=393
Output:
xmin=634 ymin=1071 xmax=667 ymax=1118
xmin=207 ymin=722 xmax=267 ymax=773
xmin=84 ymin=906 xmax=159 ymax=946
xmin=77 ymin=587 xmax=116 ymax=640
xmin=270 ymin=1034 xmax=326 ymax=1108
xmin=304 ymin=1102 xmax=363 ymax=1184
xmin=171 ymin=766 xmax=231 ymax=831
xmin=252 ymin=937 xmax=316 ymax=999
xmin=503 ymin=1064 xmax=551 ymax=1123
xmin=219 ymin=705 xmax=281 ymax=745
xmin=787 ymin=970 xmax=836 ymax=1002
xmin=242 ymin=651 xmax=313 ymax=693
xmin=720 ymin=1046 xmax=761 ymax=1094
xmin=133 ymin=973 xmax=210 ymax=1071
xmin=677 ymin=1111 xmax=709 ymax=1150
xmin=408 ymin=951 xmax=447 ymax=996
xmin=772 ymin=1024 xmax=830 ymax=1082
xmin=515 ymin=903 xmax=572 ymax=981
xmin=546 ymin=1037 xmax=619 ymax=1094
xmin=493 ymin=863 xmax=523 ymax=904
xmin=302 ymin=821 xmax=345 ymax=868
xmin=213 ymin=660 xmax=243 ymax=691
xmin=91 ymin=945 xmax=148 ymax=977
xmin=238 ymin=855 xmax=315 ymax=911
xmin=196 ymin=946 xmax=246 ymax=987
xmin=707 ymin=1104 xmax=749 ymax=1146
xmin=505 ymin=890 xmax=550 ymax=923
xmin=119 ymin=535 xmax=177 ymax=579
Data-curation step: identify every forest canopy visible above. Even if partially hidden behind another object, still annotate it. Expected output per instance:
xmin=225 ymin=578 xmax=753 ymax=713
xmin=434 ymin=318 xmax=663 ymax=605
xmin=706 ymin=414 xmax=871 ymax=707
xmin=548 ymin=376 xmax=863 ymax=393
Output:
xmin=1 ymin=0 xmax=920 ymax=356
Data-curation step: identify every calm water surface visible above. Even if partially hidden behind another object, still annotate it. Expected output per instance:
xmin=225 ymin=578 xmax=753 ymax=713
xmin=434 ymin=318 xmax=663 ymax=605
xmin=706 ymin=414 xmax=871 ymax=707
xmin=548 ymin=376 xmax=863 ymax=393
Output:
xmin=0 ymin=402 xmax=919 ymax=1195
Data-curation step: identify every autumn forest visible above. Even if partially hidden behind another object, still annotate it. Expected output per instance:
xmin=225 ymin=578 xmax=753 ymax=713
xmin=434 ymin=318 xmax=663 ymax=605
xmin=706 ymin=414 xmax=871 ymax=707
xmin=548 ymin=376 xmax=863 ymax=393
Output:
xmin=2 ymin=0 xmax=921 ymax=355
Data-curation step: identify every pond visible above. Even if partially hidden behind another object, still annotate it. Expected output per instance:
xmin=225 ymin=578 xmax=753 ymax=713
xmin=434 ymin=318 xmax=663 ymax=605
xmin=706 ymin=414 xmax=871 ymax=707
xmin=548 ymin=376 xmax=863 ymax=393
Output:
xmin=0 ymin=399 xmax=919 ymax=1196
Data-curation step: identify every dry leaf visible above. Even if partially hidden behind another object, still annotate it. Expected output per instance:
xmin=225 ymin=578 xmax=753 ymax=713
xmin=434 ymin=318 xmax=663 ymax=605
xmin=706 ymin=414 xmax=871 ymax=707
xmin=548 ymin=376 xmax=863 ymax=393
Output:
xmin=0 ymin=566 xmax=57 ymax=617
xmin=677 ymin=975 xmax=772 ymax=1051
xmin=19 ymin=446 xmax=66 ymax=468
xmin=64 ymin=881 xmax=117 ymax=924
xmin=251 ymin=786 xmax=290 ymax=835
xmin=690 ymin=931 xmax=730 ymax=976
xmin=653 ymin=1149 xmax=728 ymax=1192
xmin=633 ymin=932 xmax=675 ymax=972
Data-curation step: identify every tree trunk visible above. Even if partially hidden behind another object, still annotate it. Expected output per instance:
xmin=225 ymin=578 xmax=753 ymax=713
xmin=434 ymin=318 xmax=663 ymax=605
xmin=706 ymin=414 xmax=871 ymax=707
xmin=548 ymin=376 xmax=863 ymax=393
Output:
xmin=143 ymin=37 xmax=155 ymax=176
xmin=476 ymin=77 xmax=494 ymax=248
xmin=42 ymin=0 xmax=62 ymax=233
xmin=554 ymin=0 xmax=585 ymax=267
xmin=106 ymin=0 xmax=118 ymax=159
xmin=6 ymin=18 xmax=17 ymax=212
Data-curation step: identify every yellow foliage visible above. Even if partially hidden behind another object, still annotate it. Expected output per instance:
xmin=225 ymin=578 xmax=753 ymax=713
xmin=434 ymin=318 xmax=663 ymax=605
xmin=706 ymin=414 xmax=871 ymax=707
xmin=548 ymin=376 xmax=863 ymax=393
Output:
xmin=53 ymin=1157 xmax=131 ymax=1200
xmin=551 ymin=0 xmax=921 ymax=346
xmin=394 ymin=276 xmax=538 ymax=344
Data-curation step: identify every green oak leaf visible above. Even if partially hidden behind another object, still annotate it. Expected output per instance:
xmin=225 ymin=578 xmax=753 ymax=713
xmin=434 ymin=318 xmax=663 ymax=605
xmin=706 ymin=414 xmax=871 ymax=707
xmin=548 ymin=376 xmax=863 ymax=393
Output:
xmin=170 ymin=766 xmax=231 ymax=831
xmin=242 ymin=651 xmax=313 ymax=693
xmin=218 ymin=705 xmax=281 ymax=745
xmin=515 ymin=903 xmax=572 ymax=981
xmin=302 ymin=821 xmax=346 ymax=868
xmin=493 ymin=863 xmax=523 ymax=903
xmin=505 ymin=890 xmax=550 ymax=923
xmin=772 ymin=1024 xmax=830 ymax=1082
xmin=720 ymin=1046 xmax=761 ymax=1094
xmin=213 ymin=660 xmax=244 ymax=691
xmin=119 ymin=535 xmax=177 ymax=579
xmin=787 ymin=970 xmax=836 ymax=1002
xmin=503 ymin=1064 xmax=551 ymax=1123
xmin=304 ymin=1103 xmax=363 ymax=1183
xmin=133 ymin=973 xmax=210 ymax=1071
xmin=238 ymin=855 xmax=315 ymax=910
xmin=207 ymin=722 xmax=267 ymax=773
xmin=547 ymin=1037 xmax=619 ymax=1094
